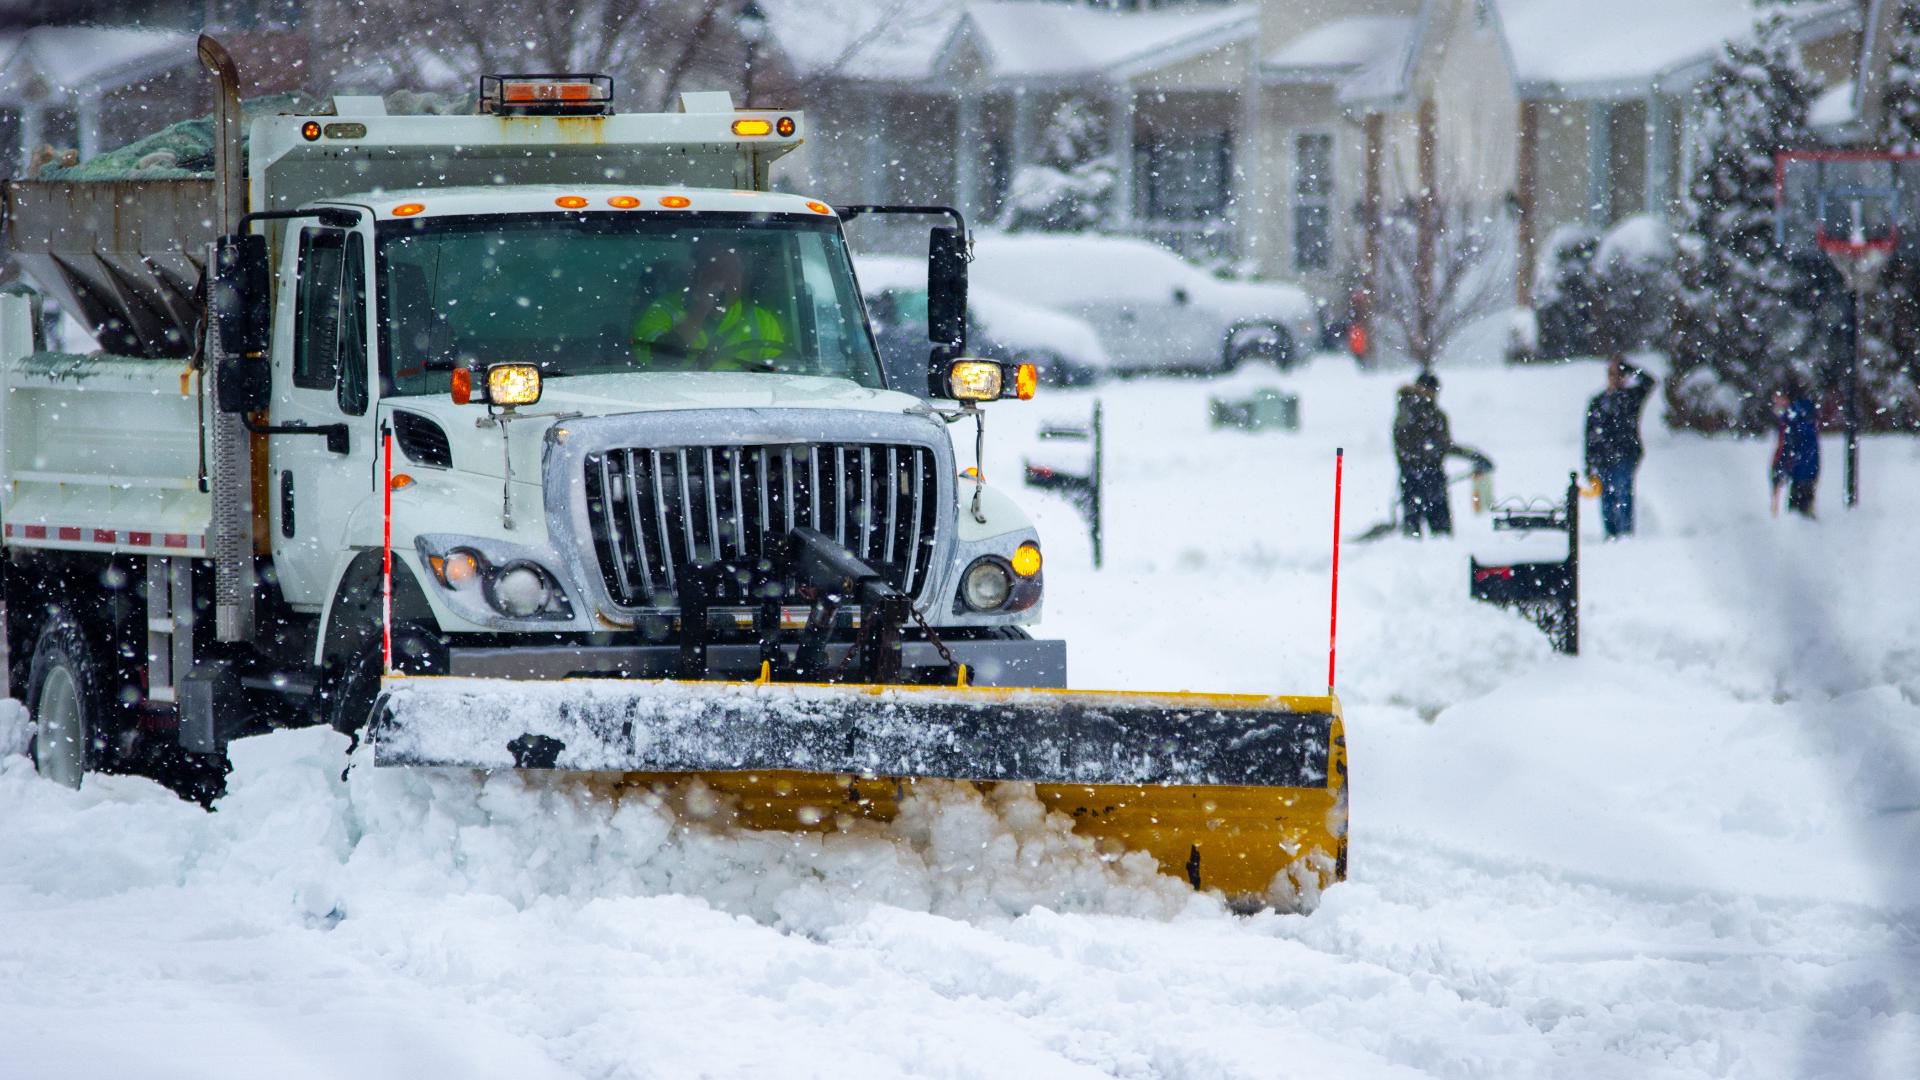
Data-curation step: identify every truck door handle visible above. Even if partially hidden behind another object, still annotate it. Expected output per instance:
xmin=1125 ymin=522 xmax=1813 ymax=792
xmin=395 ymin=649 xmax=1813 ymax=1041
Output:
xmin=280 ymin=470 xmax=296 ymax=537
xmin=243 ymin=416 xmax=350 ymax=454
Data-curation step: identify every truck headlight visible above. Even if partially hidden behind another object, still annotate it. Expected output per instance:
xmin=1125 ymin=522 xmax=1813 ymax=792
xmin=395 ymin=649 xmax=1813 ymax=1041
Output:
xmin=960 ymin=557 xmax=1013 ymax=611
xmin=487 ymin=363 xmax=542 ymax=407
xmin=488 ymin=561 xmax=554 ymax=618
xmin=424 ymin=541 xmax=572 ymax=621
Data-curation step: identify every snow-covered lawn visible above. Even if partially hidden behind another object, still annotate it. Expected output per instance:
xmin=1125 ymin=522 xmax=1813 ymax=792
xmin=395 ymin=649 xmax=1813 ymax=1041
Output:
xmin=2 ymin=356 xmax=1916 ymax=1078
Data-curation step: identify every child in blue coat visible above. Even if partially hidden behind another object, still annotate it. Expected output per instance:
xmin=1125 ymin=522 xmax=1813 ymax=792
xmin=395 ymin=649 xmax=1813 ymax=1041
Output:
xmin=1770 ymin=375 xmax=1820 ymax=517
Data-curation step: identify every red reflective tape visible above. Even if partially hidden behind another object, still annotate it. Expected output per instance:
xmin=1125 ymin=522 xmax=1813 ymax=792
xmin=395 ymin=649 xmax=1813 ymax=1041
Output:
xmin=3 ymin=524 xmax=12 ymax=538
xmin=163 ymin=534 xmax=189 ymax=549
xmin=128 ymin=531 xmax=152 ymax=546
xmin=1474 ymin=567 xmax=1514 ymax=582
xmin=23 ymin=525 xmax=46 ymax=540
xmin=57 ymin=526 xmax=82 ymax=541
xmin=93 ymin=529 xmax=116 ymax=544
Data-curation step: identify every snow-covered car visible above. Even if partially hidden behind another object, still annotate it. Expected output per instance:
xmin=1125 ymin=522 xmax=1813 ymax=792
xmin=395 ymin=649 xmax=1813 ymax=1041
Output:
xmin=854 ymin=254 xmax=1110 ymax=389
xmin=967 ymin=233 xmax=1321 ymax=375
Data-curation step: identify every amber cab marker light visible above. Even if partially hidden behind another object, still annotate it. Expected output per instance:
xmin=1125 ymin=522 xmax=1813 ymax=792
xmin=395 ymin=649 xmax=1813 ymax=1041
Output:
xmin=555 ymin=195 xmax=589 ymax=209
xmin=805 ymin=201 xmax=833 ymax=215
xmin=451 ymin=367 xmax=474 ymax=405
xmin=732 ymin=118 xmax=773 ymax=137
xmin=607 ymin=195 xmax=641 ymax=209
xmin=659 ymin=195 xmax=692 ymax=209
xmin=390 ymin=473 xmax=415 ymax=491
xmin=1014 ymin=363 xmax=1039 ymax=401
xmin=1011 ymin=543 xmax=1042 ymax=578
xmin=300 ymin=120 xmax=322 ymax=141
xmin=392 ymin=202 xmax=426 ymax=217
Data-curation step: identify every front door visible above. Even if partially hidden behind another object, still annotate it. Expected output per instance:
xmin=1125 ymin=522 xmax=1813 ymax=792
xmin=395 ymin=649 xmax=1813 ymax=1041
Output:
xmin=269 ymin=222 xmax=376 ymax=608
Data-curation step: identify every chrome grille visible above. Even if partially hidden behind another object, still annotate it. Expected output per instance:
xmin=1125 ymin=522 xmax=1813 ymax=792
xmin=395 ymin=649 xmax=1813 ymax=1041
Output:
xmin=584 ymin=442 xmax=942 ymax=607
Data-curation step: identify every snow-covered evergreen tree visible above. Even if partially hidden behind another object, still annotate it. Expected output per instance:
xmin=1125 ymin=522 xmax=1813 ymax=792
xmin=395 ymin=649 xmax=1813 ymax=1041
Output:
xmin=1666 ymin=18 xmax=1819 ymax=432
xmin=1000 ymin=97 xmax=1116 ymax=232
xmin=1857 ymin=0 xmax=1920 ymax=430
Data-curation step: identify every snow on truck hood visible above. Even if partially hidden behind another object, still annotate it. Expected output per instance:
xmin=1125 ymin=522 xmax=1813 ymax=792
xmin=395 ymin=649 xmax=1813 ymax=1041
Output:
xmin=384 ymin=373 xmax=929 ymax=480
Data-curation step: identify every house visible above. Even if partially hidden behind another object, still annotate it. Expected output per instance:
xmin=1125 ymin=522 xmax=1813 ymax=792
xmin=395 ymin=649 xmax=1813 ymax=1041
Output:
xmin=0 ymin=27 xmax=202 ymax=178
xmin=786 ymin=0 xmax=1865 ymax=358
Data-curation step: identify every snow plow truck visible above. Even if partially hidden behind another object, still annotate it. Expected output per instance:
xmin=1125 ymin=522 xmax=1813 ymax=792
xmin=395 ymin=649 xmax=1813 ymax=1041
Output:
xmin=0 ymin=38 xmax=1346 ymax=906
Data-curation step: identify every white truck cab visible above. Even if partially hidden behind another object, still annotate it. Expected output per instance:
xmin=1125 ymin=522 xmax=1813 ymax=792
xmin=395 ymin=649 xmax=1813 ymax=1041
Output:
xmin=0 ymin=57 xmax=1061 ymax=795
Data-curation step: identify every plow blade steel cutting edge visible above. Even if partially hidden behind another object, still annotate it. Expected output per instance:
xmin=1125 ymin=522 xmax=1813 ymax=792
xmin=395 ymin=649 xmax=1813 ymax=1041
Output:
xmin=371 ymin=676 xmax=1349 ymax=900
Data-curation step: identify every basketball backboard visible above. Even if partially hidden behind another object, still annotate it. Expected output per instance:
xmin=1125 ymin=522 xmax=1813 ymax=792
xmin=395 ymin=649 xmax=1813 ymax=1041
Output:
xmin=1775 ymin=150 xmax=1920 ymax=258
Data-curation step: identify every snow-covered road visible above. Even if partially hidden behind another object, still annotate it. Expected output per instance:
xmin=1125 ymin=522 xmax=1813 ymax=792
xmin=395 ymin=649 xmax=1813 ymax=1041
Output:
xmin=3 ymin=357 xmax=1916 ymax=1078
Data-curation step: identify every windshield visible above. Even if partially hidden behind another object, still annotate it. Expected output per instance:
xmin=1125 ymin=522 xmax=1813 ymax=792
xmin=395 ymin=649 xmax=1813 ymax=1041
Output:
xmin=376 ymin=212 xmax=884 ymax=395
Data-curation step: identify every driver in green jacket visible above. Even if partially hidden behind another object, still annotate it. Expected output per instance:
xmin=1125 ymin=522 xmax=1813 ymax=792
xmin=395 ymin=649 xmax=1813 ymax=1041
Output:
xmin=631 ymin=245 xmax=788 ymax=371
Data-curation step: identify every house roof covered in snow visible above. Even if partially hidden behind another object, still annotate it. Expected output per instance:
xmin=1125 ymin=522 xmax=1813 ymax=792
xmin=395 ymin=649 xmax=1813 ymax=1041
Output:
xmin=1500 ymin=0 xmax=1857 ymax=99
xmin=759 ymin=0 xmax=962 ymax=82
xmin=0 ymin=27 xmax=196 ymax=105
xmin=1263 ymin=15 xmax=1415 ymax=84
xmin=937 ymin=1 xmax=1256 ymax=83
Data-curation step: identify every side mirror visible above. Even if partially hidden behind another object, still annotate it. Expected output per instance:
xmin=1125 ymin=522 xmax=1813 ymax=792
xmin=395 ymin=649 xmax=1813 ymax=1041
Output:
xmin=212 ymin=233 xmax=270 ymax=356
xmin=926 ymin=226 xmax=968 ymax=396
xmin=215 ymin=353 xmax=270 ymax=413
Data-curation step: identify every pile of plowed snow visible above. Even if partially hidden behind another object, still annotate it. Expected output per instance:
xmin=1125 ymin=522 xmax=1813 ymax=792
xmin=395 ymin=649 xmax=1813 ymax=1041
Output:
xmin=0 ymin=720 xmax=1201 ymax=937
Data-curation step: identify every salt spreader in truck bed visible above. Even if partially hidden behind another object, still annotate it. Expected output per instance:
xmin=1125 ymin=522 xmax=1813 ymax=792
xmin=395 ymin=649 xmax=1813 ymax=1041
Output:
xmin=0 ymin=39 xmax=1346 ymax=906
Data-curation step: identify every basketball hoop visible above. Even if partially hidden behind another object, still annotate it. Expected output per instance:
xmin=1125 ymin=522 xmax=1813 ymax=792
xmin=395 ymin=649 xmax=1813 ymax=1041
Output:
xmin=1819 ymin=233 xmax=1894 ymax=292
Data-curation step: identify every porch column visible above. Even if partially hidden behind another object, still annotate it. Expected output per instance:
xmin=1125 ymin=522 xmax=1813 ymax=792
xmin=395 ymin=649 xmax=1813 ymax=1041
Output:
xmin=1587 ymin=101 xmax=1611 ymax=225
xmin=18 ymin=102 xmax=42 ymax=175
xmin=1645 ymin=93 xmax=1672 ymax=218
xmin=863 ymin=93 xmax=886 ymax=202
xmin=1516 ymin=100 xmax=1538 ymax=308
xmin=957 ymin=91 xmax=980 ymax=221
xmin=1109 ymin=82 xmax=1134 ymax=230
xmin=1237 ymin=41 xmax=1261 ymax=266
xmin=76 ymin=98 xmax=101 ymax=160
xmin=1416 ymin=97 xmax=1438 ymax=368
xmin=1012 ymin=86 xmax=1034 ymax=178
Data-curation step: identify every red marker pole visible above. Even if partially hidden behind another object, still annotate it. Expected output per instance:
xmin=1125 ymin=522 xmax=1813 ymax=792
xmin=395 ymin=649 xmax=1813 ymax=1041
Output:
xmin=1328 ymin=447 xmax=1344 ymax=696
xmin=382 ymin=423 xmax=394 ymax=676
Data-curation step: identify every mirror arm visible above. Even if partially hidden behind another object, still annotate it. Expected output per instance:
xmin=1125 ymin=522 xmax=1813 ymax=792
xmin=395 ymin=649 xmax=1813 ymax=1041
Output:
xmin=833 ymin=204 xmax=967 ymax=233
xmin=241 ymin=415 xmax=350 ymax=455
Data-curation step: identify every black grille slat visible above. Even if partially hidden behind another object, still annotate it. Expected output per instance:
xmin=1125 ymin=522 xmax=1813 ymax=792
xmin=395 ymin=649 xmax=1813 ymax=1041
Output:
xmin=585 ymin=440 xmax=939 ymax=607
xmin=393 ymin=411 xmax=452 ymax=469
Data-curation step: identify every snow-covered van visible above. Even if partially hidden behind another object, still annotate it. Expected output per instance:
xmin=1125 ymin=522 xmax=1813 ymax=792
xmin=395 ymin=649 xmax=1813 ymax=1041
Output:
xmin=0 ymin=51 xmax=1061 ymax=792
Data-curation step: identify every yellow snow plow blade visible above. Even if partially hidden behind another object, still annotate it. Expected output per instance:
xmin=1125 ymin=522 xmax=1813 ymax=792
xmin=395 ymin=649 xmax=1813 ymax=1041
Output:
xmin=371 ymin=677 xmax=1348 ymax=903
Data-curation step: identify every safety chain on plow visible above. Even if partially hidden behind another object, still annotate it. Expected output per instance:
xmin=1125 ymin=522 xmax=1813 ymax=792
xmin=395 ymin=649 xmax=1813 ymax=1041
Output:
xmin=907 ymin=604 xmax=960 ymax=671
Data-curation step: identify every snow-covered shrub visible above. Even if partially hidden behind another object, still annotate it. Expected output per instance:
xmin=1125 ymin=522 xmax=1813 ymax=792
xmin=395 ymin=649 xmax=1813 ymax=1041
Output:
xmin=1000 ymin=96 xmax=1116 ymax=232
xmin=1591 ymin=214 xmax=1678 ymax=354
xmin=1529 ymin=224 xmax=1601 ymax=360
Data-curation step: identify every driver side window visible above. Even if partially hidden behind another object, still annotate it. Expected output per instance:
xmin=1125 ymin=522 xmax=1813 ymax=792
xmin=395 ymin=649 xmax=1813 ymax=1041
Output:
xmin=292 ymin=227 xmax=368 ymax=415
xmin=294 ymin=229 xmax=343 ymax=391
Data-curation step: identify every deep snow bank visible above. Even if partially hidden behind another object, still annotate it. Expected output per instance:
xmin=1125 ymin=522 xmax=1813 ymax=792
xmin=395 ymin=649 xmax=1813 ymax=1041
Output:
xmin=0 ymin=724 xmax=1202 ymax=937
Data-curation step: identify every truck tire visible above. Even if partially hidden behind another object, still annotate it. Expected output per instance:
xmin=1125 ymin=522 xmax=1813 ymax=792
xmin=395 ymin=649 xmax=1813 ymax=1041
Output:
xmin=323 ymin=622 xmax=447 ymax=738
xmin=25 ymin=611 xmax=118 ymax=788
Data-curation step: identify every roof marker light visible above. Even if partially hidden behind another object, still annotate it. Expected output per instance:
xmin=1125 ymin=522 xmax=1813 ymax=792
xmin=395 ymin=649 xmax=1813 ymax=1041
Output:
xmin=607 ymin=195 xmax=641 ymax=209
xmin=555 ymin=195 xmax=589 ymax=209
xmin=659 ymin=195 xmax=692 ymax=209
xmin=392 ymin=202 xmax=426 ymax=217
xmin=805 ymin=201 xmax=833 ymax=215
xmin=732 ymin=118 xmax=773 ymax=137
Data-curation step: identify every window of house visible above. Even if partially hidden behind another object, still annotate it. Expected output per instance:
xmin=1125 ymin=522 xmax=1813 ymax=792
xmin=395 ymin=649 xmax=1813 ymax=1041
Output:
xmin=1144 ymin=131 xmax=1231 ymax=221
xmin=1293 ymin=132 xmax=1334 ymax=273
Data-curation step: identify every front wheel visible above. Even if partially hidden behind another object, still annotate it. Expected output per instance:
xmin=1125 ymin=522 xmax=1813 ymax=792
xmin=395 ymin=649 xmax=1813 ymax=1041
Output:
xmin=322 ymin=623 xmax=448 ymax=738
xmin=26 ymin=611 xmax=119 ymax=788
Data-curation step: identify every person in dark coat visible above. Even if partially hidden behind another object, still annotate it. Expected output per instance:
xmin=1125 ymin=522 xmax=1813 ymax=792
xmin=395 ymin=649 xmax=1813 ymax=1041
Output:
xmin=1393 ymin=373 xmax=1486 ymax=537
xmin=1770 ymin=374 xmax=1820 ymax=517
xmin=1584 ymin=356 xmax=1657 ymax=538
